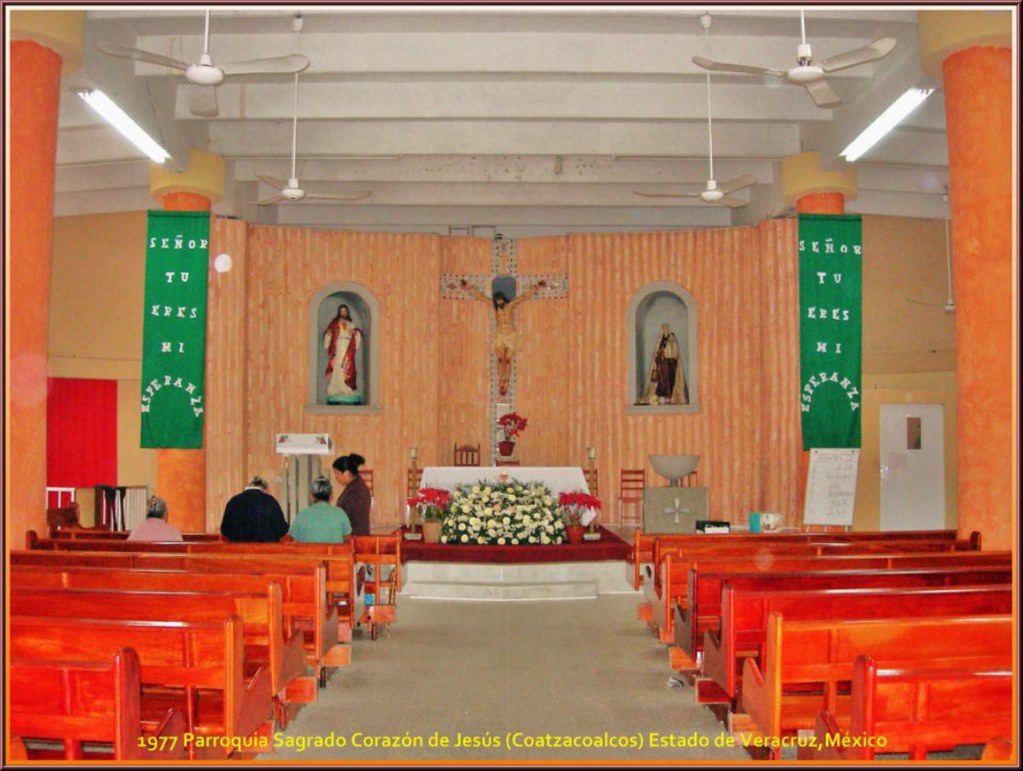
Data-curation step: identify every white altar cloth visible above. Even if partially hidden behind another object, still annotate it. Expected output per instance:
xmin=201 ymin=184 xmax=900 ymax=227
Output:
xmin=420 ymin=466 xmax=597 ymax=526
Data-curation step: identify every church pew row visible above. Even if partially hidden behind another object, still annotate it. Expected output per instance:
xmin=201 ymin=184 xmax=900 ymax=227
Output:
xmin=10 ymin=614 xmax=275 ymax=760
xmin=630 ymin=529 xmax=969 ymax=590
xmin=648 ymin=536 xmax=980 ymax=607
xmin=9 ymin=557 xmax=351 ymax=685
xmin=9 ymin=584 xmax=314 ymax=729
xmin=19 ymin=538 xmax=359 ymax=635
xmin=10 ymin=647 xmax=188 ymax=761
xmin=649 ymin=549 xmax=1011 ymax=647
xmin=50 ymin=528 xmax=223 ymax=541
xmin=803 ymin=655 xmax=1013 ymax=761
xmin=697 ymin=583 xmax=1012 ymax=708
xmin=23 ymin=532 xmax=391 ymax=629
xmin=737 ymin=613 xmax=1013 ymax=758
xmin=675 ymin=563 xmax=1014 ymax=673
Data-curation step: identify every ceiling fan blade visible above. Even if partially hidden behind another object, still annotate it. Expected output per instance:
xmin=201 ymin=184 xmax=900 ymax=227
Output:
xmin=188 ymin=86 xmax=218 ymax=118
xmin=692 ymin=55 xmax=784 ymax=78
xmin=634 ymin=191 xmax=700 ymax=199
xmin=304 ymin=191 xmax=373 ymax=202
xmin=255 ymin=173 xmax=288 ymax=191
xmin=804 ymin=78 xmax=842 ymax=108
xmin=819 ymin=37 xmax=897 ymax=72
xmin=718 ymin=174 xmax=758 ymax=195
xmin=715 ymin=195 xmax=750 ymax=208
xmin=255 ymin=194 xmax=287 ymax=206
xmin=97 ymin=41 xmax=188 ymax=72
xmin=219 ymin=54 xmax=310 ymax=77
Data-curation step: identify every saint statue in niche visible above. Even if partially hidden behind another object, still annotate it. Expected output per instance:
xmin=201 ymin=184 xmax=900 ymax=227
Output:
xmin=641 ymin=323 xmax=689 ymax=405
xmin=323 ymin=303 xmax=363 ymax=404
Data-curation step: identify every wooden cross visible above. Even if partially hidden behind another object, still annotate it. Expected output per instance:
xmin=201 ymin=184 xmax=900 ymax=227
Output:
xmin=442 ymin=236 xmax=568 ymax=458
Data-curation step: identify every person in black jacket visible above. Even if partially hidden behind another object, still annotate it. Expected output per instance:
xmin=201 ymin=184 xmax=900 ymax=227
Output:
xmin=220 ymin=476 xmax=289 ymax=542
xmin=332 ymin=454 xmax=371 ymax=536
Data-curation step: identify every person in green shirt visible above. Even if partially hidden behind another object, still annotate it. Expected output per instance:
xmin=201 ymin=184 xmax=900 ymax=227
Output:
xmin=290 ymin=476 xmax=352 ymax=543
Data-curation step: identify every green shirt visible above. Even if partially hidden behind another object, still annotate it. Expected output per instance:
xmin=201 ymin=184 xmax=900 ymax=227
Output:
xmin=290 ymin=501 xmax=352 ymax=544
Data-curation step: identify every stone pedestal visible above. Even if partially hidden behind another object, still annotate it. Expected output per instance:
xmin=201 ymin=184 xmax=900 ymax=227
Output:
xmin=642 ymin=487 xmax=709 ymax=533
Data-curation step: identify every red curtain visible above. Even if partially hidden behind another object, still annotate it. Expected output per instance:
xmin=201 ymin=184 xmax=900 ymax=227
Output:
xmin=46 ymin=378 xmax=117 ymax=488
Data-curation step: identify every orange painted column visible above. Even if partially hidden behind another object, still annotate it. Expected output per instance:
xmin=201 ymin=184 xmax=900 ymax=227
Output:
xmin=8 ymin=40 xmax=64 ymax=544
xmin=942 ymin=48 xmax=1013 ymax=549
xmin=156 ymin=192 xmax=211 ymax=533
xmin=781 ymin=152 xmax=857 ymax=529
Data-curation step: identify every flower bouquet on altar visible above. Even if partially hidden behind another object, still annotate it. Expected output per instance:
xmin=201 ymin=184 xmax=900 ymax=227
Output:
xmin=407 ymin=487 xmax=451 ymax=543
xmin=558 ymin=491 xmax=602 ymax=544
xmin=441 ymin=480 xmax=565 ymax=545
xmin=496 ymin=412 xmax=528 ymax=457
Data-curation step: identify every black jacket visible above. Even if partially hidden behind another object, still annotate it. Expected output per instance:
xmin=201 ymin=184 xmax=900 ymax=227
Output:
xmin=220 ymin=488 xmax=289 ymax=542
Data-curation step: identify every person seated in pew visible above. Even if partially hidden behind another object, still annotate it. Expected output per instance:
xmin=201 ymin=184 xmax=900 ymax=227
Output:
xmin=127 ymin=495 xmax=183 ymax=542
xmin=288 ymin=476 xmax=352 ymax=544
xmin=220 ymin=476 xmax=289 ymax=543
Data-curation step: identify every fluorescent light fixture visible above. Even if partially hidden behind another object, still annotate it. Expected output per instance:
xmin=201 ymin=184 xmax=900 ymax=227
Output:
xmin=76 ymin=89 xmax=170 ymax=163
xmin=841 ymin=87 xmax=935 ymax=162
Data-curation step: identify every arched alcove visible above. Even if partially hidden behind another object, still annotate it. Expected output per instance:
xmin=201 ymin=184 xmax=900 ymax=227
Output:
xmin=307 ymin=282 xmax=381 ymax=413
xmin=626 ymin=281 xmax=699 ymax=414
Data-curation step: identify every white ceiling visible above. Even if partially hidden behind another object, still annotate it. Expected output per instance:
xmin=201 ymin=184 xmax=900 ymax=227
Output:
xmin=52 ymin=5 xmax=963 ymax=237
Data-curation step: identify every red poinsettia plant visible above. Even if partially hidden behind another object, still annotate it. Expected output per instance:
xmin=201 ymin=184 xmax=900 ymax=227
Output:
xmin=558 ymin=491 xmax=602 ymax=526
xmin=497 ymin=412 xmax=529 ymax=441
xmin=407 ymin=487 xmax=451 ymax=521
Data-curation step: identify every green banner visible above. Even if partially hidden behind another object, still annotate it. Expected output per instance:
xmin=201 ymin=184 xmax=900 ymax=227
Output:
xmin=798 ymin=213 xmax=862 ymax=449
xmin=140 ymin=211 xmax=210 ymax=448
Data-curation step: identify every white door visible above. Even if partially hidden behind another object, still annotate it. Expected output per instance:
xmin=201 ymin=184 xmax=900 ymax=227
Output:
xmin=879 ymin=404 xmax=946 ymax=531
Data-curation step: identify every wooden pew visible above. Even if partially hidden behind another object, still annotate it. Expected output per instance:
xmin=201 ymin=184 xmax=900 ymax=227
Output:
xmin=650 ymin=536 xmax=979 ymax=605
xmin=677 ymin=563 xmax=1013 ymax=674
xmin=806 ymin=655 xmax=1013 ymax=760
xmin=738 ymin=613 xmax=1012 ymax=757
xmin=49 ymin=528 xmax=223 ymax=541
xmin=9 ymin=557 xmax=350 ymax=688
xmin=10 ymin=647 xmax=187 ymax=761
xmin=9 ymin=585 xmax=312 ymax=728
xmin=23 ymin=535 xmax=360 ymax=637
xmin=653 ymin=549 xmax=1011 ymax=648
xmin=700 ymin=584 xmax=1011 ymax=708
xmin=10 ymin=614 xmax=274 ymax=759
xmin=632 ymin=529 xmax=969 ymax=591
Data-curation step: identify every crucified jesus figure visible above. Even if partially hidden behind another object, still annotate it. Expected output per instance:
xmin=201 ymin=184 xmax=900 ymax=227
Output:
xmin=456 ymin=278 xmax=547 ymax=395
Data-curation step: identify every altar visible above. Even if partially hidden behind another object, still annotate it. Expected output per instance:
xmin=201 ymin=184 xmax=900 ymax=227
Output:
xmin=419 ymin=466 xmax=596 ymax=525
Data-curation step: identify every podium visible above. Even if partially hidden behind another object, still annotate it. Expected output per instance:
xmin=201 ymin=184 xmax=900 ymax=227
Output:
xmin=276 ymin=433 xmax=334 ymax=523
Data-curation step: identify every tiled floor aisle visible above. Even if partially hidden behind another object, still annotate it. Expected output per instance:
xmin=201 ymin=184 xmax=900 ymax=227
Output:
xmin=261 ymin=595 xmax=750 ymax=763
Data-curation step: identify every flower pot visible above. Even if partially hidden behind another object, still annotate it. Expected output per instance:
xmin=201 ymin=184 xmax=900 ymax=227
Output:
xmin=421 ymin=519 xmax=443 ymax=543
xmin=565 ymin=524 xmax=585 ymax=545
xmin=498 ymin=440 xmax=516 ymax=457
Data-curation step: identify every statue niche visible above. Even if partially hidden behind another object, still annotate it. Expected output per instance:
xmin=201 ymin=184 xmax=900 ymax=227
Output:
xmin=308 ymin=283 xmax=380 ymax=412
xmin=627 ymin=282 xmax=698 ymax=412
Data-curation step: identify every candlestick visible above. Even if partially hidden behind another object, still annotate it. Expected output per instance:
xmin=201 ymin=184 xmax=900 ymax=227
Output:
xmin=410 ymin=446 xmax=417 ymax=461
xmin=587 ymin=446 xmax=597 ymax=461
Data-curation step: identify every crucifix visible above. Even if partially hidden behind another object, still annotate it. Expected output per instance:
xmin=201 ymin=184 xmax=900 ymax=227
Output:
xmin=442 ymin=236 xmax=568 ymax=456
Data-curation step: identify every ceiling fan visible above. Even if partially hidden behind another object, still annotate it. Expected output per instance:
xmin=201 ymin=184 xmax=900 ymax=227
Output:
xmin=256 ymin=16 xmax=371 ymax=207
xmin=692 ymin=9 xmax=896 ymax=108
xmin=98 ymin=9 xmax=310 ymax=117
xmin=634 ymin=14 xmax=757 ymax=208
xmin=907 ymin=188 xmax=955 ymax=313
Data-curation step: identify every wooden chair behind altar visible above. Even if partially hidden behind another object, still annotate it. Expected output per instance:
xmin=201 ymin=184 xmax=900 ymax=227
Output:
xmin=362 ymin=469 xmax=375 ymax=515
xmin=407 ymin=467 xmax=423 ymax=498
xmin=583 ymin=468 xmax=599 ymax=498
xmin=453 ymin=443 xmax=481 ymax=466
xmin=617 ymin=469 xmax=645 ymax=527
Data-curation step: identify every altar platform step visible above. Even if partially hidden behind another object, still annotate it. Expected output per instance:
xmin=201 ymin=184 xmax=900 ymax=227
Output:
xmin=398 ymin=561 xmax=640 ymax=602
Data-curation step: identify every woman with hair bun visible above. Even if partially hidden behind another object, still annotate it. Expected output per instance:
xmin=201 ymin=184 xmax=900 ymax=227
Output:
xmin=332 ymin=453 xmax=371 ymax=535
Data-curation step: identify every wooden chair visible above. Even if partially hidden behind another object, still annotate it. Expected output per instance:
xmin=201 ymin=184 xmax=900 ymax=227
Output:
xmin=453 ymin=443 xmax=481 ymax=466
xmin=583 ymin=468 xmax=599 ymax=498
xmin=361 ymin=469 xmax=374 ymax=496
xmin=617 ymin=469 xmax=645 ymax=527
xmin=407 ymin=467 xmax=423 ymax=498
